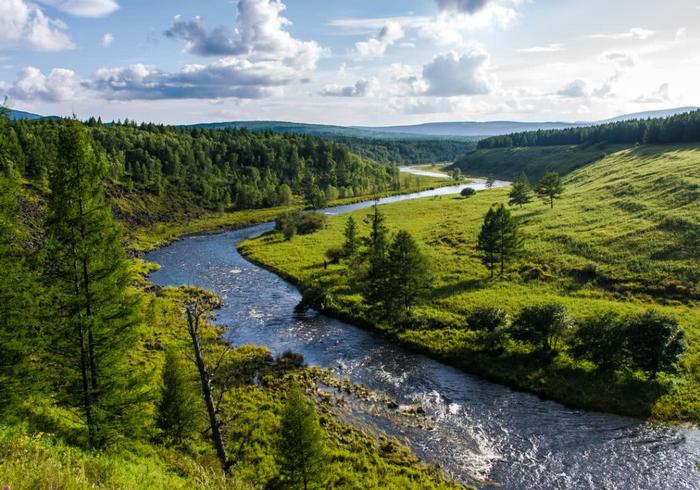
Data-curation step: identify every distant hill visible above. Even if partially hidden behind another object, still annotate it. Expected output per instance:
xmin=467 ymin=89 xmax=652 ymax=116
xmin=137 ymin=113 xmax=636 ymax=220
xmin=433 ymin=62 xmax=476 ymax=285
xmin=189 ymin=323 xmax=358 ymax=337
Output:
xmin=8 ymin=109 xmax=44 ymax=120
xmin=600 ymin=107 xmax=698 ymax=123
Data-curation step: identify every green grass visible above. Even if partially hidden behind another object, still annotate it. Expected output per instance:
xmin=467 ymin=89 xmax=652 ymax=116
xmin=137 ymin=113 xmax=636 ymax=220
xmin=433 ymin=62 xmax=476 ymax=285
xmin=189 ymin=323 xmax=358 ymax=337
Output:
xmin=240 ymin=144 xmax=700 ymax=423
xmin=452 ymin=143 xmax=631 ymax=181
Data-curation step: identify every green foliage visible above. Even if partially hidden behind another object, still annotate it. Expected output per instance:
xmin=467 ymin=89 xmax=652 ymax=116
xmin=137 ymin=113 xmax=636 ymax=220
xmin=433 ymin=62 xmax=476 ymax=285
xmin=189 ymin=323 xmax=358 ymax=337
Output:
xmin=625 ymin=311 xmax=686 ymax=378
xmin=384 ymin=230 xmax=432 ymax=317
xmin=460 ymin=187 xmax=476 ymax=198
xmin=466 ymin=306 xmax=509 ymax=332
xmin=510 ymin=303 xmax=574 ymax=353
xmin=343 ymin=216 xmax=358 ymax=257
xmin=477 ymin=203 xmax=523 ymax=277
xmin=276 ymin=211 xmax=327 ymax=240
xmin=362 ymin=204 xmax=391 ymax=309
xmin=43 ymin=120 xmax=144 ymax=448
xmin=156 ymin=349 xmax=200 ymax=445
xmin=536 ymin=172 xmax=564 ymax=208
xmin=508 ymin=173 xmax=533 ymax=208
xmin=277 ymin=387 xmax=326 ymax=490
xmin=570 ymin=312 xmax=626 ymax=373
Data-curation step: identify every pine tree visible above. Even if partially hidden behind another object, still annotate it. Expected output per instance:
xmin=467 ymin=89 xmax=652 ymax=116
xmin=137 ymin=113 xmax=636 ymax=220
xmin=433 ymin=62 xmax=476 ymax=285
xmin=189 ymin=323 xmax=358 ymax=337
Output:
xmin=362 ymin=203 xmax=390 ymax=309
xmin=343 ymin=216 xmax=358 ymax=257
xmin=278 ymin=387 xmax=326 ymax=490
xmin=44 ymin=120 xmax=143 ymax=448
xmin=157 ymin=348 xmax=199 ymax=445
xmin=477 ymin=204 xmax=523 ymax=277
xmin=0 ymin=171 xmax=40 ymax=411
xmin=385 ymin=230 xmax=431 ymax=316
xmin=508 ymin=173 xmax=533 ymax=208
xmin=536 ymin=172 xmax=564 ymax=208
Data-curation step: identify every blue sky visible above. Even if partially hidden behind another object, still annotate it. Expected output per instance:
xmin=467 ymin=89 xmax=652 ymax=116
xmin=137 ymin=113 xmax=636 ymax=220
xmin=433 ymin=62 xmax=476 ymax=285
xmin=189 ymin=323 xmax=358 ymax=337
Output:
xmin=1 ymin=0 xmax=698 ymax=125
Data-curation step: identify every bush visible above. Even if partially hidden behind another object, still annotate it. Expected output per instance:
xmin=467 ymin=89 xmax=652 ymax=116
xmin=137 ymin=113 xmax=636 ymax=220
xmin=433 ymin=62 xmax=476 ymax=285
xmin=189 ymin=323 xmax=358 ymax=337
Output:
xmin=570 ymin=312 xmax=626 ymax=373
xmin=510 ymin=303 xmax=573 ymax=352
xmin=466 ymin=306 xmax=509 ymax=331
xmin=624 ymin=310 xmax=686 ymax=378
xmin=460 ymin=187 xmax=476 ymax=198
xmin=276 ymin=211 xmax=327 ymax=239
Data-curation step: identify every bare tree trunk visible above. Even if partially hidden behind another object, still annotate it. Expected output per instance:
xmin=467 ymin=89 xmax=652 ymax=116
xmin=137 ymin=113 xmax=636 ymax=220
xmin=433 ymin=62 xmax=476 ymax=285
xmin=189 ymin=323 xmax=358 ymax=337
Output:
xmin=186 ymin=305 xmax=234 ymax=475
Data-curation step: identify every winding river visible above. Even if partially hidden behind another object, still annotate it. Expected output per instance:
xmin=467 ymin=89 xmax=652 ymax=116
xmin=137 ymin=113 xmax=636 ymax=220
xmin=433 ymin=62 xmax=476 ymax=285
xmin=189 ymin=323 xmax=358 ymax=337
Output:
xmin=146 ymin=176 xmax=700 ymax=489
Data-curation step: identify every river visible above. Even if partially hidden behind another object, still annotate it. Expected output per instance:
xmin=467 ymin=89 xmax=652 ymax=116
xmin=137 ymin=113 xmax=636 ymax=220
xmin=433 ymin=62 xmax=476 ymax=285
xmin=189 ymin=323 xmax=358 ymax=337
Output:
xmin=145 ymin=179 xmax=700 ymax=489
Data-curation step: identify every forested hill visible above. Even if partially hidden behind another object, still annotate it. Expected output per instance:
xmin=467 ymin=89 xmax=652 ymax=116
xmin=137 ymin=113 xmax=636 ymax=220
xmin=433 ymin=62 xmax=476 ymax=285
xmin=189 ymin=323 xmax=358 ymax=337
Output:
xmin=1 ymin=117 xmax=402 ymax=225
xmin=477 ymin=109 xmax=700 ymax=149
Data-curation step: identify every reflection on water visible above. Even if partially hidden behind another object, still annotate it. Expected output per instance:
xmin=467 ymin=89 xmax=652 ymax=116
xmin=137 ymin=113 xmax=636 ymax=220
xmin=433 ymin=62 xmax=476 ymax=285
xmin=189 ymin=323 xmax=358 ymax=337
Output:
xmin=146 ymin=184 xmax=700 ymax=489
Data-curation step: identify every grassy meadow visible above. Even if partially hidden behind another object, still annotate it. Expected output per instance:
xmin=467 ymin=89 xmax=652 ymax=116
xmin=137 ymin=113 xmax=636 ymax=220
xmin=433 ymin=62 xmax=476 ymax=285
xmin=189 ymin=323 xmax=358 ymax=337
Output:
xmin=240 ymin=144 xmax=700 ymax=423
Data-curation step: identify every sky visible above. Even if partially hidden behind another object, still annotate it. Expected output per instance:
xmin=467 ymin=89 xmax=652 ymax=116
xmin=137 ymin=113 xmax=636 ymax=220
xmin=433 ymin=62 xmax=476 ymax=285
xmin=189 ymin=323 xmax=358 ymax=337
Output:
xmin=1 ymin=0 xmax=699 ymax=125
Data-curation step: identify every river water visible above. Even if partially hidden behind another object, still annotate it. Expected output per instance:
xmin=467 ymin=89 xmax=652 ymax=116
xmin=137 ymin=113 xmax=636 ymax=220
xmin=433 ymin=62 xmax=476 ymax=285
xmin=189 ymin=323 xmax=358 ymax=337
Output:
xmin=146 ymin=179 xmax=700 ymax=489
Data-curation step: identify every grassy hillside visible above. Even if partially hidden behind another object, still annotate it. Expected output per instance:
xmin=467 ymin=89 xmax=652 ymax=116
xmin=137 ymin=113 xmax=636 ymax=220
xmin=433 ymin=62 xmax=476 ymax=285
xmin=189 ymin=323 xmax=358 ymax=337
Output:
xmin=451 ymin=144 xmax=630 ymax=181
xmin=240 ymin=144 xmax=700 ymax=423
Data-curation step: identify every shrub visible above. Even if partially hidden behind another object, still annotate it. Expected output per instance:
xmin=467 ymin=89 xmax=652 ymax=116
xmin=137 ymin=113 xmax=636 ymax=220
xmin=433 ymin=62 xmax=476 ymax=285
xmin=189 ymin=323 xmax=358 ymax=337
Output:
xmin=276 ymin=211 xmax=327 ymax=239
xmin=460 ymin=187 xmax=476 ymax=198
xmin=570 ymin=312 xmax=626 ymax=373
xmin=466 ymin=306 xmax=509 ymax=332
xmin=510 ymin=303 xmax=574 ymax=352
xmin=624 ymin=310 xmax=686 ymax=379
xmin=325 ymin=246 xmax=345 ymax=264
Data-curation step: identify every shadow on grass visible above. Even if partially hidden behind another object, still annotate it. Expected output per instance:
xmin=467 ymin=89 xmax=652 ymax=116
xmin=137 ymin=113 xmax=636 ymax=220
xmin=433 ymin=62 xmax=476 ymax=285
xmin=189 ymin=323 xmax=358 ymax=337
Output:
xmin=430 ymin=278 xmax=491 ymax=299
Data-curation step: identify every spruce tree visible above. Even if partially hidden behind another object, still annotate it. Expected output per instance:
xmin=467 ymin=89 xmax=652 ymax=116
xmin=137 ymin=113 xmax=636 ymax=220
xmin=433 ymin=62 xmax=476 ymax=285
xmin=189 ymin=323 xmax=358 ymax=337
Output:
xmin=44 ymin=120 xmax=143 ymax=447
xmin=0 ymin=170 xmax=40 ymax=411
xmin=278 ymin=387 xmax=326 ymax=490
xmin=343 ymin=216 xmax=358 ymax=257
xmin=385 ymin=230 xmax=431 ymax=316
xmin=536 ymin=172 xmax=564 ymax=208
xmin=157 ymin=348 xmax=199 ymax=445
xmin=362 ymin=203 xmax=390 ymax=309
xmin=477 ymin=204 xmax=523 ymax=277
xmin=508 ymin=173 xmax=533 ymax=208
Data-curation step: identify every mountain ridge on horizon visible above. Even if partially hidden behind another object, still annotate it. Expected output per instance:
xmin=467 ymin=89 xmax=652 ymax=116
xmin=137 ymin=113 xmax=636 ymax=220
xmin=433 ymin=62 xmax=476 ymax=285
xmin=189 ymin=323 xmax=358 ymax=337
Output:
xmin=8 ymin=106 xmax=698 ymax=140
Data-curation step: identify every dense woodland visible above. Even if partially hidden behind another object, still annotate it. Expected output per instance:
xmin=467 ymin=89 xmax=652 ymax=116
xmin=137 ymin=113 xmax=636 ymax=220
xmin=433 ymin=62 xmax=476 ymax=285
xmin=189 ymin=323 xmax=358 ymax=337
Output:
xmin=477 ymin=109 xmax=700 ymax=148
xmin=0 ymin=117 xmax=402 ymax=223
xmin=330 ymin=136 xmax=475 ymax=164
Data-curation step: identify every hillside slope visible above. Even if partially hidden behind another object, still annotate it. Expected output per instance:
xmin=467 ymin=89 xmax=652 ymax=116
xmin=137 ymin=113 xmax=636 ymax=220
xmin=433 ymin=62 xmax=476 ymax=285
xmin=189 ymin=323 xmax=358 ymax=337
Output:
xmin=241 ymin=144 xmax=700 ymax=421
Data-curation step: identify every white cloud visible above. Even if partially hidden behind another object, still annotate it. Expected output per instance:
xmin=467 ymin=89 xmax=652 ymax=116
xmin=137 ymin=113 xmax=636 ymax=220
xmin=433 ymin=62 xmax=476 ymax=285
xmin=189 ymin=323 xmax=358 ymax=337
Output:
xmin=675 ymin=27 xmax=687 ymax=41
xmin=102 ymin=32 xmax=113 ymax=47
xmin=0 ymin=0 xmax=74 ymax=51
xmin=519 ymin=44 xmax=563 ymax=53
xmin=633 ymin=83 xmax=670 ymax=104
xmin=601 ymin=51 xmax=636 ymax=68
xmin=421 ymin=49 xmax=495 ymax=96
xmin=36 ymin=0 xmax=119 ymax=18
xmin=165 ymin=0 xmax=326 ymax=70
xmin=10 ymin=66 xmax=80 ymax=101
xmin=352 ymin=22 xmax=404 ymax=59
xmin=589 ymin=27 xmax=655 ymax=40
xmin=90 ymin=59 xmax=294 ymax=100
xmin=320 ymin=78 xmax=379 ymax=97
xmin=434 ymin=0 xmax=490 ymax=13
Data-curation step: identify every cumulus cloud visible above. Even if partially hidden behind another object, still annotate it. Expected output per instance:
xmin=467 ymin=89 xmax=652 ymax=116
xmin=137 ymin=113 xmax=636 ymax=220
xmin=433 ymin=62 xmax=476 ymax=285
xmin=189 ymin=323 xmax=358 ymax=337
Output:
xmin=165 ymin=0 xmax=326 ymax=70
xmin=320 ymin=78 xmax=379 ymax=97
xmin=90 ymin=60 xmax=294 ymax=100
xmin=36 ymin=0 xmax=119 ymax=18
xmin=352 ymin=22 xmax=404 ymax=59
xmin=589 ymin=27 xmax=654 ymax=40
xmin=418 ymin=2 xmax=520 ymax=45
xmin=102 ymin=32 xmax=113 ymax=47
xmin=10 ymin=66 xmax=80 ymax=101
xmin=601 ymin=51 xmax=636 ymax=67
xmin=421 ymin=49 xmax=494 ymax=96
xmin=557 ymin=80 xmax=588 ymax=98
xmin=634 ymin=83 xmax=671 ymax=104
xmin=0 ymin=0 xmax=74 ymax=51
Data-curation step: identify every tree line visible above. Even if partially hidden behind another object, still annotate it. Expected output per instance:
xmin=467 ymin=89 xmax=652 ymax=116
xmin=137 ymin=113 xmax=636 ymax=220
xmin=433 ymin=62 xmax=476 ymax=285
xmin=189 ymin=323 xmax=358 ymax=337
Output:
xmin=0 ymin=116 xmax=401 ymax=220
xmin=465 ymin=304 xmax=686 ymax=379
xmin=477 ymin=110 xmax=700 ymax=149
